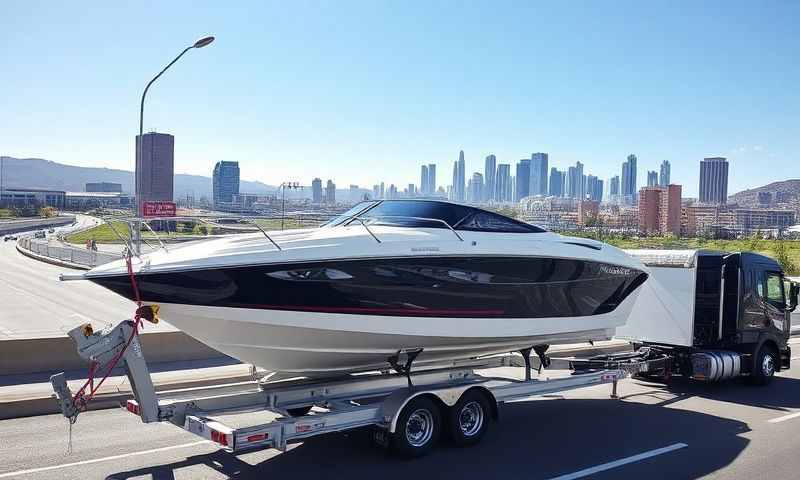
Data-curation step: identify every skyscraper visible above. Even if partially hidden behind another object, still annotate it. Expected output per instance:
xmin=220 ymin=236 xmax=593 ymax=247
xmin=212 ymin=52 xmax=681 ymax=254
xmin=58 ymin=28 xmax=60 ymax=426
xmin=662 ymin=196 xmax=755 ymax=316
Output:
xmin=420 ymin=165 xmax=429 ymax=195
xmin=530 ymin=152 xmax=549 ymax=196
xmin=659 ymin=160 xmax=671 ymax=186
xmin=325 ymin=179 xmax=336 ymax=204
xmin=311 ymin=178 xmax=323 ymax=203
xmin=609 ymin=175 xmax=620 ymax=203
xmin=451 ymin=161 xmax=458 ymax=201
xmin=496 ymin=164 xmax=512 ymax=202
xmin=548 ymin=167 xmax=565 ymax=197
xmin=468 ymin=172 xmax=484 ymax=203
xmin=427 ymin=164 xmax=436 ymax=195
xmin=638 ymin=184 xmax=682 ymax=236
xmin=212 ymin=161 xmax=240 ymax=208
xmin=566 ymin=161 xmax=584 ymax=199
xmin=586 ymin=174 xmax=603 ymax=201
xmin=135 ymin=131 xmax=174 ymax=214
xmin=647 ymin=170 xmax=658 ymax=187
xmin=484 ymin=154 xmax=496 ymax=202
xmin=699 ymin=157 xmax=729 ymax=204
xmin=456 ymin=150 xmax=466 ymax=202
xmin=515 ymin=159 xmax=531 ymax=201
xmin=621 ymin=154 xmax=638 ymax=204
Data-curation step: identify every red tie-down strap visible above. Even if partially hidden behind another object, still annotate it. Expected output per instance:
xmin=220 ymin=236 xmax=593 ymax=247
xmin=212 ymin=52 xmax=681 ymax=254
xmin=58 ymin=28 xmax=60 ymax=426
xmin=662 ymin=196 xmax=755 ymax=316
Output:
xmin=70 ymin=254 xmax=146 ymax=418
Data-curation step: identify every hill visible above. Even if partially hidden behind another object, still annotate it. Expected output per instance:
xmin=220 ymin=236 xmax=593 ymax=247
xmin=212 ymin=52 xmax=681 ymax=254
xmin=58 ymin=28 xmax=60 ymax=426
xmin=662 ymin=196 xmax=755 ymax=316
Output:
xmin=0 ymin=156 xmax=277 ymax=199
xmin=728 ymin=179 xmax=800 ymax=207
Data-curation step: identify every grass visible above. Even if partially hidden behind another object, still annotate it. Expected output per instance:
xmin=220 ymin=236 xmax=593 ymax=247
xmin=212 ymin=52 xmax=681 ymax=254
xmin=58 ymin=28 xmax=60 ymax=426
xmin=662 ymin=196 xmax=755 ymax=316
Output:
xmin=0 ymin=209 xmax=13 ymax=219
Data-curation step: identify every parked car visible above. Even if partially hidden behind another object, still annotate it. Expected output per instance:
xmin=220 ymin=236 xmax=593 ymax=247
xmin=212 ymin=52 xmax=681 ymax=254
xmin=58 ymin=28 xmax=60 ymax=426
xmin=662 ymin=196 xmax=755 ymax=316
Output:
xmin=3 ymin=235 xmax=18 ymax=242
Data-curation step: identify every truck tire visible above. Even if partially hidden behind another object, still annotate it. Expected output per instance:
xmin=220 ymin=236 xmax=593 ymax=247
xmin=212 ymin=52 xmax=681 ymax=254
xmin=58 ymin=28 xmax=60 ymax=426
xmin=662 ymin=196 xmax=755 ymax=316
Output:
xmin=391 ymin=396 xmax=442 ymax=458
xmin=448 ymin=390 xmax=491 ymax=447
xmin=750 ymin=345 xmax=777 ymax=386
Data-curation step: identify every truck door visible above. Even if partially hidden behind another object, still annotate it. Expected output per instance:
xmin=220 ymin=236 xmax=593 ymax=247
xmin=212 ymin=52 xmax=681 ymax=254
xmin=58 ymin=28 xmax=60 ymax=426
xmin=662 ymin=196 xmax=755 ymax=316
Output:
xmin=764 ymin=270 xmax=790 ymax=335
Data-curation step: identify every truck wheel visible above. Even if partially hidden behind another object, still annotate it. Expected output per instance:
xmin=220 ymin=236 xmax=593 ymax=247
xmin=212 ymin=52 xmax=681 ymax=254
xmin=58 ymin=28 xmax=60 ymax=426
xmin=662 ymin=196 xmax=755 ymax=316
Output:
xmin=391 ymin=396 xmax=441 ymax=458
xmin=750 ymin=345 xmax=777 ymax=386
xmin=448 ymin=390 xmax=491 ymax=446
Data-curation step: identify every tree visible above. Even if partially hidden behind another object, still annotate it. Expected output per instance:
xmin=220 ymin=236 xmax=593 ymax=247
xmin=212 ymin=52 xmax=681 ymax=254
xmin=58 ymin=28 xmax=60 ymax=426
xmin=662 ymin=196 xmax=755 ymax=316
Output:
xmin=774 ymin=240 xmax=797 ymax=275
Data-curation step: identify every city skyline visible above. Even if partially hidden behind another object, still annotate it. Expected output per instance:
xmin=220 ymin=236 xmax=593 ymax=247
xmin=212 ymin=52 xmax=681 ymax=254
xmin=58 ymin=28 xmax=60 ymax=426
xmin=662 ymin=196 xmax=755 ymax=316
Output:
xmin=2 ymin=2 xmax=798 ymax=198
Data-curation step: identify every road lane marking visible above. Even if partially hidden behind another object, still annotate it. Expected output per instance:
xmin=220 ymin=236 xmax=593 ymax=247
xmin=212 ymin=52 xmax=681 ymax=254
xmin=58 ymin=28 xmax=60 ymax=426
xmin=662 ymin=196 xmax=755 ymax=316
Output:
xmin=768 ymin=411 xmax=800 ymax=424
xmin=546 ymin=443 xmax=688 ymax=480
xmin=0 ymin=440 xmax=211 ymax=478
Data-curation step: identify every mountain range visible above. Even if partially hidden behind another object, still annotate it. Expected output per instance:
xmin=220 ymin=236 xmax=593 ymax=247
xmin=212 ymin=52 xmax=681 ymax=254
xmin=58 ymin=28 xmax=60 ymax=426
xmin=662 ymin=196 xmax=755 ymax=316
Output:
xmin=728 ymin=179 xmax=800 ymax=207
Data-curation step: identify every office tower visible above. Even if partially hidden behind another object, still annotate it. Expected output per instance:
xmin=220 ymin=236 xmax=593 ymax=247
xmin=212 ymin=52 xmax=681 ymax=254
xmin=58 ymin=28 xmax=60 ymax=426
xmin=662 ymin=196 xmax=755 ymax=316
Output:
xmin=135 ymin=131 xmax=174 ymax=214
xmin=659 ymin=160 xmax=671 ymax=186
xmin=451 ymin=161 xmax=458 ymax=201
xmin=530 ymin=152 xmax=549 ymax=196
xmin=311 ymin=178 xmax=323 ymax=203
xmin=699 ymin=157 xmax=729 ymax=204
xmin=548 ymin=167 xmax=565 ymax=197
xmin=407 ymin=183 xmax=416 ymax=197
xmin=484 ymin=155 xmax=496 ymax=202
xmin=325 ymin=179 xmax=336 ymax=204
xmin=647 ymin=170 xmax=658 ymax=187
xmin=621 ymin=154 xmax=638 ymax=204
xmin=380 ymin=182 xmax=385 ymax=199
xmin=212 ymin=161 xmax=240 ymax=208
xmin=455 ymin=150 xmax=466 ymax=201
xmin=372 ymin=185 xmax=380 ymax=200
xmin=496 ymin=163 xmax=512 ymax=202
xmin=609 ymin=175 xmax=620 ymax=203
xmin=468 ymin=172 xmax=484 ymax=203
xmin=349 ymin=184 xmax=360 ymax=203
xmin=388 ymin=184 xmax=397 ymax=199
xmin=638 ymin=184 xmax=682 ymax=235
xmin=566 ymin=161 xmax=585 ymax=199
xmin=420 ymin=165 xmax=429 ymax=195
xmin=515 ymin=159 xmax=531 ymax=201
xmin=427 ymin=164 xmax=436 ymax=195
xmin=586 ymin=174 xmax=603 ymax=202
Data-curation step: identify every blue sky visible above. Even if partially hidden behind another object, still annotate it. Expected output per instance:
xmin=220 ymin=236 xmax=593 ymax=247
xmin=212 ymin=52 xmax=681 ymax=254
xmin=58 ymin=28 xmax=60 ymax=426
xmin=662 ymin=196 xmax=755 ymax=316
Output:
xmin=1 ymin=0 xmax=797 ymax=197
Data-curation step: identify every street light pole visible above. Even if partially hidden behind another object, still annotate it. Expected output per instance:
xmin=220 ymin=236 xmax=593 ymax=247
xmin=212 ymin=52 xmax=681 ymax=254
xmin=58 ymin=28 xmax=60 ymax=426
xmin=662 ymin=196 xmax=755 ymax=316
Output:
xmin=134 ymin=35 xmax=214 ymax=254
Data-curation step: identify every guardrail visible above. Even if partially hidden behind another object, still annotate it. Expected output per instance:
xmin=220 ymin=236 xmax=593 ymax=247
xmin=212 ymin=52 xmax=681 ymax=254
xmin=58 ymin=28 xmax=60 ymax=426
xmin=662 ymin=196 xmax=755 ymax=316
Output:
xmin=18 ymin=237 xmax=121 ymax=268
xmin=0 ymin=215 xmax=76 ymax=235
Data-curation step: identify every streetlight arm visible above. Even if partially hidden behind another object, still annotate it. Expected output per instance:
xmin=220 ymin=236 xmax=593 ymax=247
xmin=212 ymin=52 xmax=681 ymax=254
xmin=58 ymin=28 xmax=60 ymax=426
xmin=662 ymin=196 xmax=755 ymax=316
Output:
xmin=139 ymin=45 xmax=193 ymax=138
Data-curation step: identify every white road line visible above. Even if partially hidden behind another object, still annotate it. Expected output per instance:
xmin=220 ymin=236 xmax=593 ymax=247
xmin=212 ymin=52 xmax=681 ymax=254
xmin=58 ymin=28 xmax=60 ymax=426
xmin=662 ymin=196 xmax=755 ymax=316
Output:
xmin=768 ymin=411 xmax=800 ymax=424
xmin=791 ymin=356 xmax=800 ymax=361
xmin=0 ymin=440 xmax=211 ymax=478
xmin=547 ymin=443 xmax=688 ymax=480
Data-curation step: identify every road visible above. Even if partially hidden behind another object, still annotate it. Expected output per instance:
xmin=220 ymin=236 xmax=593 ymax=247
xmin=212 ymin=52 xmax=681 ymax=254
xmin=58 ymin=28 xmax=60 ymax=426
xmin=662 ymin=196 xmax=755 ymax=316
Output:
xmin=0 ymin=216 xmax=175 ymax=339
xmin=2 ymin=343 xmax=800 ymax=480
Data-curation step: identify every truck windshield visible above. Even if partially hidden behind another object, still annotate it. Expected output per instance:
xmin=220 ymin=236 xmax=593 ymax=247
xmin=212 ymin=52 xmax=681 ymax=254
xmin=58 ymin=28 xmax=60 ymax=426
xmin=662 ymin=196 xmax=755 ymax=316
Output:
xmin=765 ymin=272 xmax=786 ymax=308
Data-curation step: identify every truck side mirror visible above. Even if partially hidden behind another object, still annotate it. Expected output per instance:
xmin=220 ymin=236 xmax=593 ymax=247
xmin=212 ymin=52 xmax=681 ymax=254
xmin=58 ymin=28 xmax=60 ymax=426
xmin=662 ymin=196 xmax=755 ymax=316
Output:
xmin=789 ymin=283 xmax=800 ymax=312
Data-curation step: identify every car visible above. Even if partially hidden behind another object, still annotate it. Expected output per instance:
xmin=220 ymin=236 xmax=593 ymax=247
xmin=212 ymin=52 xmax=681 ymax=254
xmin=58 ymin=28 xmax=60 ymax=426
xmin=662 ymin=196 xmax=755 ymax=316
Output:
xmin=34 ymin=231 xmax=46 ymax=239
xmin=3 ymin=235 xmax=18 ymax=242
xmin=48 ymin=228 xmax=55 ymax=233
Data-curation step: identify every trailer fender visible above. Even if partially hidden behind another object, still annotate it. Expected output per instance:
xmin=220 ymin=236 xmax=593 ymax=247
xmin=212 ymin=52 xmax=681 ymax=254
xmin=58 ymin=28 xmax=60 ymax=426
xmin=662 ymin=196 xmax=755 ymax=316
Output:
xmin=381 ymin=385 xmax=496 ymax=433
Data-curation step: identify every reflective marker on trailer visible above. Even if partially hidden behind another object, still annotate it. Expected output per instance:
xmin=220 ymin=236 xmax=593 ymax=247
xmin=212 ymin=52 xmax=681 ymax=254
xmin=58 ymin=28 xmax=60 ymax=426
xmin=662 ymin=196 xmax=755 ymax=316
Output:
xmin=246 ymin=433 xmax=269 ymax=442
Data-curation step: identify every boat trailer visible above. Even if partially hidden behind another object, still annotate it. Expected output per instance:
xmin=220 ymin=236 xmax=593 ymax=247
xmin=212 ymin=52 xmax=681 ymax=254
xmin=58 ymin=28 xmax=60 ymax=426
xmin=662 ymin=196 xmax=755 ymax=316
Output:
xmin=50 ymin=319 xmax=665 ymax=457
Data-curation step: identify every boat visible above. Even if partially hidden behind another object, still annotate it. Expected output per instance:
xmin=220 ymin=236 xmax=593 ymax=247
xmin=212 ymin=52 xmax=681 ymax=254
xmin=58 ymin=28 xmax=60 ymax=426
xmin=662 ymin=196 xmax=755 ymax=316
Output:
xmin=63 ymin=200 xmax=649 ymax=374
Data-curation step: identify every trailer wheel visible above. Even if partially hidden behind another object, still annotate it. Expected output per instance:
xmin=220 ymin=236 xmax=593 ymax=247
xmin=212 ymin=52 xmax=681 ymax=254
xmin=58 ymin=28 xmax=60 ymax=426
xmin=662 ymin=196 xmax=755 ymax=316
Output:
xmin=448 ymin=390 xmax=491 ymax=446
xmin=391 ymin=396 xmax=442 ymax=457
xmin=286 ymin=406 xmax=313 ymax=417
xmin=751 ymin=345 xmax=777 ymax=386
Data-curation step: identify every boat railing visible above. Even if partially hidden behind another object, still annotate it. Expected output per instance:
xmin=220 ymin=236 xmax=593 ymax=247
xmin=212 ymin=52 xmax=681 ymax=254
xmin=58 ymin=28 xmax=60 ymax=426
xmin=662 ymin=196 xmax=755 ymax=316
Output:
xmin=349 ymin=215 xmax=465 ymax=243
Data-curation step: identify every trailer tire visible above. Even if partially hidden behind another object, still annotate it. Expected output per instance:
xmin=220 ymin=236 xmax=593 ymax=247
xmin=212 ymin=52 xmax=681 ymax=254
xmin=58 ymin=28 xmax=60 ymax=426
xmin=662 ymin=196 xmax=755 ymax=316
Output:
xmin=750 ymin=344 xmax=777 ymax=386
xmin=448 ymin=390 xmax=491 ymax=447
xmin=391 ymin=396 xmax=442 ymax=458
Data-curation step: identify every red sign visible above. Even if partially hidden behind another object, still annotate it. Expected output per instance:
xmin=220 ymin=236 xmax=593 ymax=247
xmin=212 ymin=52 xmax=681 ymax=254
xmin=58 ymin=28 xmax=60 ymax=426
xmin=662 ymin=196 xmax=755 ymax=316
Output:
xmin=141 ymin=201 xmax=176 ymax=218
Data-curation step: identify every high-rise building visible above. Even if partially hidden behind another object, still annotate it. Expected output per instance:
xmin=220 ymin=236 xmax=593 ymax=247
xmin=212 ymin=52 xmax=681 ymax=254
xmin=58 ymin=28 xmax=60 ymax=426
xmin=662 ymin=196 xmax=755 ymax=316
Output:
xmin=647 ymin=170 xmax=658 ymax=187
xmin=484 ymin=155 xmax=497 ymax=202
xmin=380 ymin=182 xmax=385 ymax=199
xmin=468 ymin=172 xmax=484 ymax=203
xmin=515 ymin=159 xmax=531 ymax=201
xmin=496 ymin=163 xmax=512 ymax=202
xmin=325 ymin=179 xmax=336 ymax=204
xmin=407 ymin=183 xmax=416 ymax=197
xmin=609 ymin=175 xmax=620 ymax=203
xmin=455 ymin=151 xmax=466 ymax=201
xmin=638 ymin=184 xmax=682 ymax=236
xmin=699 ymin=157 xmax=729 ymax=204
xmin=566 ymin=162 xmax=584 ymax=199
xmin=212 ymin=161 xmax=240 ymax=208
xmin=387 ymin=184 xmax=397 ymax=199
xmin=659 ymin=160 xmax=670 ymax=186
xmin=530 ymin=152 xmax=549 ymax=196
xmin=621 ymin=154 xmax=638 ymax=204
xmin=586 ymin=175 xmax=603 ymax=202
xmin=420 ymin=165 xmax=428 ymax=195
xmin=135 ymin=131 xmax=174 ymax=214
xmin=427 ymin=164 xmax=436 ymax=195
xmin=548 ymin=168 xmax=565 ymax=197
xmin=311 ymin=178 xmax=323 ymax=203
xmin=349 ymin=184 xmax=361 ymax=203
xmin=372 ymin=185 xmax=380 ymax=200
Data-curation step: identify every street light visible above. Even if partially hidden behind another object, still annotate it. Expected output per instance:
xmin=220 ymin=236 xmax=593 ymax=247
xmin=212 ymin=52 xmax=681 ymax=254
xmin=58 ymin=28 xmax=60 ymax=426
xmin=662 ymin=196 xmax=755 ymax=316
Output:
xmin=134 ymin=35 xmax=214 ymax=253
xmin=280 ymin=182 xmax=302 ymax=230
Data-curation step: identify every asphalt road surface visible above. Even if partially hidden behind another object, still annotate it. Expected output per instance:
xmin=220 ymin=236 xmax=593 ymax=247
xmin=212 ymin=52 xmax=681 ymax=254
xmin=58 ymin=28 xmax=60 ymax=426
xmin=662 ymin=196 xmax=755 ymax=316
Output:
xmin=0 ymin=218 xmax=175 ymax=339
xmin=2 ymin=343 xmax=800 ymax=480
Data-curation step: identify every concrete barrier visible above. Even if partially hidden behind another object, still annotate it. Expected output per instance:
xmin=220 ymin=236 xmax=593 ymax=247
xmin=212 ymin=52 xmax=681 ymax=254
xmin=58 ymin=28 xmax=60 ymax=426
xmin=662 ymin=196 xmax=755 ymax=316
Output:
xmin=0 ymin=331 xmax=224 ymax=376
xmin=0 ymin=216 xmax=76 ymax=235
xmin=16 ymin=236 xmax=120 ymax=268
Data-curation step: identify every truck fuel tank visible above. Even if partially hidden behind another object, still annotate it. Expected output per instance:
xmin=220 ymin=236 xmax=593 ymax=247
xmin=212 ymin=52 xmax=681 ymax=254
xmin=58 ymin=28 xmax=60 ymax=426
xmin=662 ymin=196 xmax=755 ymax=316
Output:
xmin=691 ymin=351 xmax=741 ymax=382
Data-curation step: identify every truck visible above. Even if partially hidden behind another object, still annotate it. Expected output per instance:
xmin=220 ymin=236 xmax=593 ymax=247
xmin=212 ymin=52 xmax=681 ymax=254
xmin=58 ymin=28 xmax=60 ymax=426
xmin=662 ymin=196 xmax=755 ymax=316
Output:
xmin=49 ymin=249 xmax=798 ymax=458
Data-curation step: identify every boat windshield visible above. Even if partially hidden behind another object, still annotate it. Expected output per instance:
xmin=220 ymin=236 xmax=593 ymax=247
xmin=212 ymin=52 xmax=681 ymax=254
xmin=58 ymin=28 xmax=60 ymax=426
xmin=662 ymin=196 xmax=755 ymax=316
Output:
xmin=320 ymin=201 xmax=380 ymax=227
xmin=341 ymin=200 xmax=546 ymax=233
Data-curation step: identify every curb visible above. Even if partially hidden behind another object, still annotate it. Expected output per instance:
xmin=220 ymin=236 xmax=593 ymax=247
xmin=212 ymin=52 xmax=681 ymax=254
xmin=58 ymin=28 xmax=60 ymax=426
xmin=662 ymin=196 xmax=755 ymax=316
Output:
xmin=0 ymin=341 xmax=629 ymax=420
xmin=15 ymin=242 xmax=89 ymax=270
